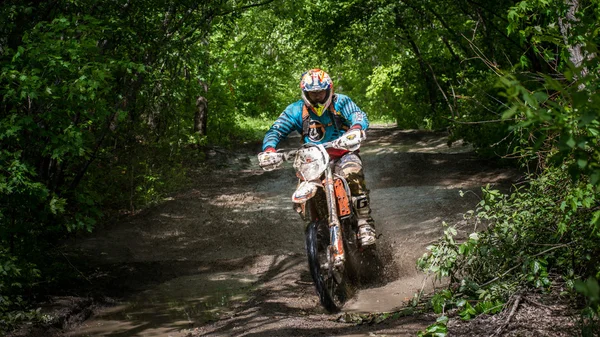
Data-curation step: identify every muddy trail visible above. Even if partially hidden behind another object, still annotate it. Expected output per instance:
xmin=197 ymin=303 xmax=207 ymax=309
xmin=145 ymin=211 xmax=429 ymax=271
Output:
xmin=41 ymin=126 xmax=520 ymax=337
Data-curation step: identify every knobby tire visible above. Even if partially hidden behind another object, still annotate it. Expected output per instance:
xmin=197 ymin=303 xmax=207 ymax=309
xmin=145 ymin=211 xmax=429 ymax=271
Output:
xmin=305 ymin=220 xmax=351 ymax=313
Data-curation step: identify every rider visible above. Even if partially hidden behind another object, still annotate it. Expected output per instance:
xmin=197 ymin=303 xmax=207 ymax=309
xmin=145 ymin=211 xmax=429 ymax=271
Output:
xmin=258 ymin=68 xmax=376 ymax=247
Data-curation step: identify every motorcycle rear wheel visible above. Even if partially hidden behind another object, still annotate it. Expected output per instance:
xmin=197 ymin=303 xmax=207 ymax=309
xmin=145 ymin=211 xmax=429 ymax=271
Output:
xmin=305 ymin=219 xmax=352 ymax=313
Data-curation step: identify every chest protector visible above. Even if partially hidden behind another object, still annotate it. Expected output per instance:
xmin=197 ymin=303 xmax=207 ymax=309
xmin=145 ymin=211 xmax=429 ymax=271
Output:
xmin=301 ymin=95 xmax=349 ymax=143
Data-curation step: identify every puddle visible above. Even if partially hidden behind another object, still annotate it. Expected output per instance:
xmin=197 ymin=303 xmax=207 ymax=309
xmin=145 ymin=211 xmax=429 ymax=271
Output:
xmin=67 ymin=271 xmax=257 ymax=337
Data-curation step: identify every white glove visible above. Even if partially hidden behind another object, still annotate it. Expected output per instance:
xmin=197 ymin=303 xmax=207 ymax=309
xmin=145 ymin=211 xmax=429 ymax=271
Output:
xmin=332 ymin=129 xmax=366 ymax=151
xmin=258 ymin=150 xmax=284 ymax=171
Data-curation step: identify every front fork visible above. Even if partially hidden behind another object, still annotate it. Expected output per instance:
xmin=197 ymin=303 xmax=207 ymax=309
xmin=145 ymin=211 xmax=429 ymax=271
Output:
xmin=294 ymin=164 xmax=346 ymax=268
xmin=323 ymin=164 xmax=346 ymax=267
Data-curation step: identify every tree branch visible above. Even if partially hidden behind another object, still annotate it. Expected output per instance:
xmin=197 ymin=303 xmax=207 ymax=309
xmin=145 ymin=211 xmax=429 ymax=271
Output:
xmin=216 ymin=0 xmax=278 ymax=17
xmin=443 ymin=117 xmax=520 ymax=125
xmin=491 ymin=294 xmax=521 ymax=337
xmin=480 ymin=243 xmax=574 ymax=288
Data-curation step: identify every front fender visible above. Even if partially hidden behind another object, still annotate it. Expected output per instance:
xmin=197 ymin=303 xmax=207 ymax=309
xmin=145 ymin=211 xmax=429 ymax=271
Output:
xmin=292 ymin=181 xmax=321 ymax=203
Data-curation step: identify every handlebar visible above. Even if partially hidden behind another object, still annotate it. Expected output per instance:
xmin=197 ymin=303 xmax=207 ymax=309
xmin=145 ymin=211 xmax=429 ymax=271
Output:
xmin=259 ymin=130 xmax=365 ymax=170
xmin=278 ymin=141 xmax=334 ymax=162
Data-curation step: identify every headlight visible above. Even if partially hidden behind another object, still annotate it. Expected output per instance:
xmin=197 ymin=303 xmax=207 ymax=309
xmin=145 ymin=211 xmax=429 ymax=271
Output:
xmin=293 ymin=144 xmax=329 ymax=181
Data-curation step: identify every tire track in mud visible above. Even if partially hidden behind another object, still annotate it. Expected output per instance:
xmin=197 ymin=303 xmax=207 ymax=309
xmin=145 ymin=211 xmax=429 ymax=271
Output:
xmin=57 ymin=126 xmax=519 ymax=337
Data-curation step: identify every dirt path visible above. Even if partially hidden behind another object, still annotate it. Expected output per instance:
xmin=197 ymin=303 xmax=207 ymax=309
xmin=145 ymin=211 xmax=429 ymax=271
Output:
xmin=58 ymin=126 xmax=518 ymax=337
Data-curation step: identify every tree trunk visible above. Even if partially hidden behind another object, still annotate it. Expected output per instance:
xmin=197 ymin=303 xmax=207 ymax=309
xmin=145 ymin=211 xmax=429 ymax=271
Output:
xmin=194 ymin=96 xmax=208 ymax=136
xmin=558 ymin=0 xmax=589 ymax=80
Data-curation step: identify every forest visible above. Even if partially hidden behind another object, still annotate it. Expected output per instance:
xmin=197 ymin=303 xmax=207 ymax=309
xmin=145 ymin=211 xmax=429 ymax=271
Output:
xmin=1 ymin=0 xmax=599 ymax=335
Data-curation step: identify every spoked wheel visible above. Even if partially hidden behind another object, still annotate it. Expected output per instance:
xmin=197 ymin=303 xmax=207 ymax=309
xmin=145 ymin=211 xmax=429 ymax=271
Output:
xmin=305 ymin=219 xmax=352 ymax=313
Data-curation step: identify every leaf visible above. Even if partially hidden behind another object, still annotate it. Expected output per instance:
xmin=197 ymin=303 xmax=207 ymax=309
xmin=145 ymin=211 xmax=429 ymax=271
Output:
xmin=12 ymin=46 xmax=24 ymax=62
xmin=49 ymin=196 xmax=66 ymax=215
xmin=580 ymin=111 xmax=596 ymax=126
xmin=589 ymin=172 xmax=600 ymax=188
xmin=522 ymin=92 xmax=538 ymax=108
xmin=532 ymin=260 xmax=541 ymax=274
xmin=591 ymin=210 xmax=600 ymax=226
xmin=575 ymin=278 xmax=600 ymax=303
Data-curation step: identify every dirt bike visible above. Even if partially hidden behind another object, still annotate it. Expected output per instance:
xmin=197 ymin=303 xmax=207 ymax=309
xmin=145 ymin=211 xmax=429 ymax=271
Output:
xmin=258 ymin=131 xmax=377 ymax=312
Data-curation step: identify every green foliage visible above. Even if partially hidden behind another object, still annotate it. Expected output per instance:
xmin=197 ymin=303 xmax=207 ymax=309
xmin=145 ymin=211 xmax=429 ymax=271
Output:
xmin=576 ymin=278 xmax=600 ymax=311
xmin=0 ymin=0 xmax=275 ymax=330
xmin=499 ymin=68 xmax=600 ymax=183
xmin=576 ymin=277 xmax=600 ymax=336
xmin=419 ymin=170 xmax=600 ymax=327
xmin=367 ymin=63 xmax=429 ymax=128
xmin=499 ymin=0 xmax=600 ymax=178
xmin=418 ymin=1 xmax=600 ymax=333
xmin=417 ymin=315 xmax=448 ymax=337
xmin=431 ymin=289 xmax=453 ymax=314
xmin=423 ymin=169 xmax=600 ymax=281
xmin=456 ymin=298 xmax=504 ymax=320
xmin=0 ymin=247 xmax=41 ymax=331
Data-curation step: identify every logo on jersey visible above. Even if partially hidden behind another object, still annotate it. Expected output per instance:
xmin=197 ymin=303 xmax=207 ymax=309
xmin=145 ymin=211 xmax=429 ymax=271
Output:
xmin=308 ymin=120 xmax=326 ymax=142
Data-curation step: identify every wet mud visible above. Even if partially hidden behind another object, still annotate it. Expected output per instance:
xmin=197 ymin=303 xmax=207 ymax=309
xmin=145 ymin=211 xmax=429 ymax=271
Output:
xmin=53 ymin=126 xmax=520 ymax=337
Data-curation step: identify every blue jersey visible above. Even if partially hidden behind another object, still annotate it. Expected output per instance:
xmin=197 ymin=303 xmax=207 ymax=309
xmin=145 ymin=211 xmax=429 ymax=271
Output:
xmin=262 ymin=94 xmax=369 ymax=151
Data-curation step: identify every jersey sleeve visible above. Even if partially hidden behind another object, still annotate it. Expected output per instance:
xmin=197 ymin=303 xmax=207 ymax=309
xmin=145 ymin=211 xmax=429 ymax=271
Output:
xmin=262 ymin=103 xmax=303 ymax=151
xmin=336 ymin=94 xmax=369 ymax=130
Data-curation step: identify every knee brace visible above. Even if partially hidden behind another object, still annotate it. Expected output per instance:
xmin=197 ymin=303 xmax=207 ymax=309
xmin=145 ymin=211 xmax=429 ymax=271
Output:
xmin=352 ymin=194 xmax=371 ymax=218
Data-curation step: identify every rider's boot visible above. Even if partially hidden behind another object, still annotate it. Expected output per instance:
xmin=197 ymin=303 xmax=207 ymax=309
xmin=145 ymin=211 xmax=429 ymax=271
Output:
xmin=353 ymin=194 xmax=376 ymax=247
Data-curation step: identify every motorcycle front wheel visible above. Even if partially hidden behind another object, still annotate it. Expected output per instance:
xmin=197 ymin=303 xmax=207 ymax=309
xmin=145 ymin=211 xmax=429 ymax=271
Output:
xmin=305 ymin=219 xmax=352 ymax=313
